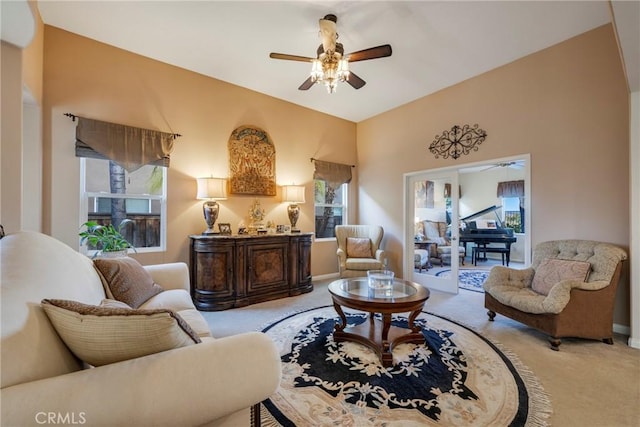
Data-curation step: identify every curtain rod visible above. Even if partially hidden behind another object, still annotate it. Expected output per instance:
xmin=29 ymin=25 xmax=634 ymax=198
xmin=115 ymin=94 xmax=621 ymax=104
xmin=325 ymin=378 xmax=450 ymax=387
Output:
xmin=310 ymin=157 xmax=355 ymax=168
xmin=64 ymin=113 xmax=182 ymax=138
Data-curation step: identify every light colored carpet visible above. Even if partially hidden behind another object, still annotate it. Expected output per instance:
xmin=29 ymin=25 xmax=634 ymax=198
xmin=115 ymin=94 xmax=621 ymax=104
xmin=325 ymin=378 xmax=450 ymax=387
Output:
xmin=200 ymin=279 xmax=640 ymax=427
xmin=435 ymin=268 xmax=489 ymax=292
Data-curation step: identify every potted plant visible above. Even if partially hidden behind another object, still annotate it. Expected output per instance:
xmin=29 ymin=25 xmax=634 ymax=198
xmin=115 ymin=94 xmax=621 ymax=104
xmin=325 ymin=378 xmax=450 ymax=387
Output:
xmin=79 ymin=220 xmax=136 ymax=258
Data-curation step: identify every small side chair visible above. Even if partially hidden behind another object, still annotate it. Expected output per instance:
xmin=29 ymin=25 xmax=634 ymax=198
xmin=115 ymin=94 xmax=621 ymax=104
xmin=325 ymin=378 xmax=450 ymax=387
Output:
xmin=335 ymin=225 xmax=387 ymax=278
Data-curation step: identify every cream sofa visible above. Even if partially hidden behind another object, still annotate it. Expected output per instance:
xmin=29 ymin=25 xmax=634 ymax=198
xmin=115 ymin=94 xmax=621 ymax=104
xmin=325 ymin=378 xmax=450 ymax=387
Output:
xmin=1 ymin=231 xmax=281 ymax=426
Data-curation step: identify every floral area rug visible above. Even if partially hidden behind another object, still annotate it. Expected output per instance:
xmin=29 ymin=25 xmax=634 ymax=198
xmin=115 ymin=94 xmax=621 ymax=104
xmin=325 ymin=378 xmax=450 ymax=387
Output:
xmin=259 ymin=306 xmax=551 ymax=426
xmin=436 ymin=269 xmax=490 ymax=293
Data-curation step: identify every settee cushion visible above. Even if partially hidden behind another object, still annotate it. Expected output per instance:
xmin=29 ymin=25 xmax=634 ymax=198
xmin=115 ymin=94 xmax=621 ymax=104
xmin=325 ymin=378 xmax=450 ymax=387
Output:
xmin=346 ymin=237 xmax=372 ymax=258
xmin=41 ymin=299 xmax=201 ymax=367
xmin=140 ymin=290 xmax=213 ymax=338
xmin=531 ymin=258 xmax=591 ymax=295
xmin=94 ymin=257 xmax=163 ymax=308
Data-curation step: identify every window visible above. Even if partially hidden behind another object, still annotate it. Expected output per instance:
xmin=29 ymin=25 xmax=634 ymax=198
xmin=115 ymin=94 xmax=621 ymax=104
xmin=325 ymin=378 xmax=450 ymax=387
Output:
xmin=502 ymin=196 xmax=524 ymax=233
xmin=81 ymin=158 xmax=166 ymax=253
xmin=314 ymin=180 xmax=347 ymax=239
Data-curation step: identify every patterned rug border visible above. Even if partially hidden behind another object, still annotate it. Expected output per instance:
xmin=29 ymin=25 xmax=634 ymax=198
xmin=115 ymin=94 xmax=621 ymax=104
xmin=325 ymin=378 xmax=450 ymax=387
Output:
xmin=258 ymin=305 xmax=552 ymax=427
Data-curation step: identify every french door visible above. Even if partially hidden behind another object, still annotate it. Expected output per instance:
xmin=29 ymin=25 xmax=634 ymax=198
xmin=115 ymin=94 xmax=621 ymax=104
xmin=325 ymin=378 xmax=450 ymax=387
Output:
xmin=405 ymin=170 xmax=460 ymax=294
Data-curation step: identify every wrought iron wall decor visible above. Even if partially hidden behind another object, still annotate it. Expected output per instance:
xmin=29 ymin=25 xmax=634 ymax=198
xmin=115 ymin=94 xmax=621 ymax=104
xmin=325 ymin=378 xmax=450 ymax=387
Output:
xmin=429 ymin=124 xmax=487 ymax=160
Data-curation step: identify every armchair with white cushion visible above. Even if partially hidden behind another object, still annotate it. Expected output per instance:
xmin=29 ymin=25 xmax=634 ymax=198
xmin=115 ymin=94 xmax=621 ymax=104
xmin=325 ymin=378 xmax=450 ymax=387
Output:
xmin=416 ymin=219 xmax=465 ymax=266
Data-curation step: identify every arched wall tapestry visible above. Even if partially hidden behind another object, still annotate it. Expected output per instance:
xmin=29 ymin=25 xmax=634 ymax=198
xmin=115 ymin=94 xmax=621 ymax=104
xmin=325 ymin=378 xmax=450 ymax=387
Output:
xmin=228 ymin=125 xmax=276 ymax=196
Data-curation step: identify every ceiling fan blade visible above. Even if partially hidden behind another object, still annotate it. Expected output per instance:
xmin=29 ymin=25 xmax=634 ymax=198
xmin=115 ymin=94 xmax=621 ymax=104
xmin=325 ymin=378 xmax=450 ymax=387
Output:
xmin=269 ymin=52 xmax=314 ymax=62
xmin=346 ymin=44 xmax=392 ymax=62
xmin=298 ymin=76 xmax=315 ymax=91
xmin=347 ymin=72 xmax=366 ymax=89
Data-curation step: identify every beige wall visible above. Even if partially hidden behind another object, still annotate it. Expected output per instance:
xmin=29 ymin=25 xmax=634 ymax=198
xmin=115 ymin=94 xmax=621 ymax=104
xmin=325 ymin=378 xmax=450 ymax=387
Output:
xmin=0 ymin=3 xmax=43 ymax=234
xmin=357 ymin=24 xmax=631 ymax=326
xmin=23 ymin=0 xmax=44 ymax=106
xmin=42 ymin=26 xmax=356 ymax=275
xmin=0 ymin=42 xmax=23 ymax=232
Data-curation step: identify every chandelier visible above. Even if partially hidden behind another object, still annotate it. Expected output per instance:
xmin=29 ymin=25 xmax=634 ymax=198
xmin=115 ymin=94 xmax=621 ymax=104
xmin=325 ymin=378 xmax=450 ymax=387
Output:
xmin=310 ymin=42 xmax=350 ymax=93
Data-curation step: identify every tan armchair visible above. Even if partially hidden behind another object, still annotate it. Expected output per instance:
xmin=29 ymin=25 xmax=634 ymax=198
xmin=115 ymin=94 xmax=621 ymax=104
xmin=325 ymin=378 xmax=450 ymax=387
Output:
xmin=335 ymin=225 xmax=387 ymax=278
xmin=416 ymin=220 xmax=464 ymax=266
xmin=483 ymin=239 xmax=627 ymax=350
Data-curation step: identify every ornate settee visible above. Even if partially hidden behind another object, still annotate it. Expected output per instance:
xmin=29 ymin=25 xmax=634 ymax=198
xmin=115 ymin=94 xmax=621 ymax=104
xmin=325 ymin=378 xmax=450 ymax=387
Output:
xmin=483 ymin=239 xmax=627 ymax=350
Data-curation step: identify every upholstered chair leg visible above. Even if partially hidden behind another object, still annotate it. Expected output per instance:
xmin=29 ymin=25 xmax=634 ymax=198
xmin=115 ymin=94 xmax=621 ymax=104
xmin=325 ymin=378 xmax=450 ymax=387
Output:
xmin=603 ymin=338 xmax=614 ymax=345
xmin=549 ymin=337 xmax=562 ymax=351
xmin=487 ymin=310 xmax=496 ymax=321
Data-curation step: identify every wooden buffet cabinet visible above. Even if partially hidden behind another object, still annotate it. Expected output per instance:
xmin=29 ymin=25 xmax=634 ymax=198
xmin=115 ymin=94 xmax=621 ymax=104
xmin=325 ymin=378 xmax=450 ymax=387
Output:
xmin=189 ymin=233 xmax=313 ymax=311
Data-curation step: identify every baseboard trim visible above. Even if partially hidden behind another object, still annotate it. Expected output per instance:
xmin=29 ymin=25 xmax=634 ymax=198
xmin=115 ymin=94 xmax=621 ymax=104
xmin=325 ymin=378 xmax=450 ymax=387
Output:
xmin=628 ymin=337 xmax=640 ymax=349
xmin=312 ymin=272 xmax=340 ymax=282
xmin=613 ymin=322 xmax=630 ymax=336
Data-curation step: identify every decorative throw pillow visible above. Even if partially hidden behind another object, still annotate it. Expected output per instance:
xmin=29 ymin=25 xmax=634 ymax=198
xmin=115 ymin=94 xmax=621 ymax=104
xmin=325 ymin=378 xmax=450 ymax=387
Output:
xmin=346 ymin=237 xmax=372 ymax=258
xmin=94 ymin=257 xmax=163 ymax=308
xmin=41 ymin=299 xmax=201 ymax=367
xmin=531 ymin=258 xmax=591 ymax=296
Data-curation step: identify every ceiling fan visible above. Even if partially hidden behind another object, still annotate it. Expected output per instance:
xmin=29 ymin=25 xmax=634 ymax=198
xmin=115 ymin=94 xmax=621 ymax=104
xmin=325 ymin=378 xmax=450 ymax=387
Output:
xmin=478 ymin=161 xmax=525 ymax=172
xmin=269 ymin=14 xmax=392 ymax=93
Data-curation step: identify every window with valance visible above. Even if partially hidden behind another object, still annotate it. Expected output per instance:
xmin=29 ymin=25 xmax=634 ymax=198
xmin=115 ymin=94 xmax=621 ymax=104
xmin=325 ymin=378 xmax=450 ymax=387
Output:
xmin=313 ymin=160 xmax=353 ymax=239
xmin=497 ymin=180 xmax=525 ymax=233
xmin=74 ymin=116 xmax=178 ymax=253
xmin=74 ymin=117 xmax=176 ymax=172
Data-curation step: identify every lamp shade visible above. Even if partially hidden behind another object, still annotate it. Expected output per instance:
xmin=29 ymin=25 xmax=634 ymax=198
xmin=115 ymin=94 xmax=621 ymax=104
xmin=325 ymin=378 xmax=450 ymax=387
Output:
xmin=282 ymin=185 xmax=305 ymax=204
xmin=196 ymin=178 xmax=227 ymax=200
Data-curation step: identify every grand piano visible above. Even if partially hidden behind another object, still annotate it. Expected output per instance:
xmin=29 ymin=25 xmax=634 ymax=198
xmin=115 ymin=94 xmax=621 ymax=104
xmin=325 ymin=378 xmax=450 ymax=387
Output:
xmin=459 ymin=205 xmax=517 ymax=266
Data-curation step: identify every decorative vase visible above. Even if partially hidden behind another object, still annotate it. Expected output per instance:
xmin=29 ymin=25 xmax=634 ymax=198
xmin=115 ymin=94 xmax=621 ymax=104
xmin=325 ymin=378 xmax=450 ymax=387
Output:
xmin=97 ymin=249 xmax=129 ymax=259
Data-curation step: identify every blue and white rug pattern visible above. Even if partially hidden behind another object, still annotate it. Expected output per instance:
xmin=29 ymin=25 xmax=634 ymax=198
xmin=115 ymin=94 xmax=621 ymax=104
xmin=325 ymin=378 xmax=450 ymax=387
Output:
xmin=259 ymin=306 xmax=551 ymax=426
xmin=436 ymin=269 xmax=490 ymax=293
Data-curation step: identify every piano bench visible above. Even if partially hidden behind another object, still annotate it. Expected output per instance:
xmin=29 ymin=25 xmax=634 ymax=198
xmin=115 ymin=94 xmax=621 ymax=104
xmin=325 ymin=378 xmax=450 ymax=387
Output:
xmin=472 ymin=246 xmax=511 ymax=267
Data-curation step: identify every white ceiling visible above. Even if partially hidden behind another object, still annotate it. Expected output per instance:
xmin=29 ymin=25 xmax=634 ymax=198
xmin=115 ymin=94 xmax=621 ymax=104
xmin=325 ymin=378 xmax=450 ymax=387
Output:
xmin=13 ymin=1 xmax=640 ymax=122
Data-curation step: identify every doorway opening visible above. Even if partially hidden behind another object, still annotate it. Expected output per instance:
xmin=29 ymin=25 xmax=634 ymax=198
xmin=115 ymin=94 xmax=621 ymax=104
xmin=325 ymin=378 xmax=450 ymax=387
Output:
xmin=404 ymin=155 xmax=531 ymax=294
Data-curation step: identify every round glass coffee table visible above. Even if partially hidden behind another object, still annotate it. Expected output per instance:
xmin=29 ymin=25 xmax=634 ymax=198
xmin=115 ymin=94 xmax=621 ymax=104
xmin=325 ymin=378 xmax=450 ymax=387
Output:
xmin=328 ymin=277 xmax=430 ymax=367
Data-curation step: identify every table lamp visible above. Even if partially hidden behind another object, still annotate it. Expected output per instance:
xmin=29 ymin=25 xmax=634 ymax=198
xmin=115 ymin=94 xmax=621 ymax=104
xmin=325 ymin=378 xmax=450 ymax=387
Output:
xmin=282 ymin=185 xmax=305 ymax=233
xmin=196 ymin=177 xmax=227 ymax=234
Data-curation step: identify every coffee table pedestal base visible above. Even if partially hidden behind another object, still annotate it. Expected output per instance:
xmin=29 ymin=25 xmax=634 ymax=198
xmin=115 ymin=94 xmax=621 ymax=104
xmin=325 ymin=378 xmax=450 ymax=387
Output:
xmin=333 ymin=305 xmax=425 ymax=367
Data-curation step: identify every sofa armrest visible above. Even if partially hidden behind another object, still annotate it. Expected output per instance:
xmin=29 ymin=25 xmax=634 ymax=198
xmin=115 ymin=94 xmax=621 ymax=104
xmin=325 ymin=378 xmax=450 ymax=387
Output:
xmin=144 ymin=262 xmax=190 ymax=291
xmin=336 ymin=248 xmax=346 ymax=269
xmin=1 ymin=332 xmax=281 ymax=427
xmin=375 ymin=249 xmax=387 ymax=265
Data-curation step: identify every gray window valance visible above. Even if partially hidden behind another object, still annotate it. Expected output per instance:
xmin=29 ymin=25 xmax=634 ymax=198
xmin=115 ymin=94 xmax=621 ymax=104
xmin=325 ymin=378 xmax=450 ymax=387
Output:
xmin=312 ymin=159 xmax=353 ymax=189
xmin=74 ymin=117 xmax=176 ymax=172
xmin=496 ymin=180 xmax=525 ymax=198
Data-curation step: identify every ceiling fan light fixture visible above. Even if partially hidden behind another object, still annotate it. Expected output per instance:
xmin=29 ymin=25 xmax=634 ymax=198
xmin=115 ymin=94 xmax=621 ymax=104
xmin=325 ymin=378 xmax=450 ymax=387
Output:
xmin=269 ymin=14 xmax=391 ymax=93
xmin=309 ymin=55 xmax=350 ymax=93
